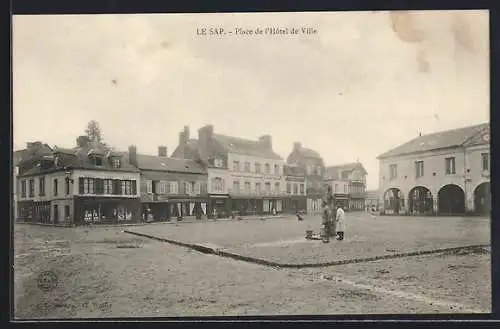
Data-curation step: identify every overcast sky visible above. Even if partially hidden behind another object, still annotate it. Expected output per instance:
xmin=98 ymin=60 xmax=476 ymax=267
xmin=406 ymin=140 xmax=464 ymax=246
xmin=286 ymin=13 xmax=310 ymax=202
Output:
xmin=13 ymin=11 xmax=489 ymax=190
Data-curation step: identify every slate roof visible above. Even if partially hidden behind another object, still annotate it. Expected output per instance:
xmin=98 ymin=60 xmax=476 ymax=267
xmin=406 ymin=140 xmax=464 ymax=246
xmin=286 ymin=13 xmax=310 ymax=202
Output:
xmin=213 ymin=134 xmax=283 ymax=160
xmin=135 ymin=153 xmax=206 ymax=174
xmin=297 ymin=147 xmax=322 ymax=159
xmin=19 ymin=144 xmax=139 ymax=176
xmin=286 ymin=146 xmax=324 ymax=165
xmin=284 ymin=164 xmax=306 ymax=177
xmin=170 ymin=139 xmax=200 ymax=160
xmin=325 ymin=162 xmax=368 ymax=179
xmin=377 ymin=123 xmax=489 ymax=159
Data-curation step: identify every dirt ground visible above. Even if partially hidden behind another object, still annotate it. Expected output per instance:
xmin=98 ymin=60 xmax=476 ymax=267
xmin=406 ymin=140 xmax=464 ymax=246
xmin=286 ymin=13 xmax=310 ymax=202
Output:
xmin=13 ymin=218 xmax=491 ymax=319
xmin=127 ymin=213 xmax=490 ymax=264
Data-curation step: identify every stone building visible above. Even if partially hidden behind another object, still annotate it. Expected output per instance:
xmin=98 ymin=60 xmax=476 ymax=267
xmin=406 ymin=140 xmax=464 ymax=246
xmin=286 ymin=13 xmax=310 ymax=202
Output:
xmin=283 ymin=164 xmax=307 ymax=213
xmin=286 ymin=143 xmax=325 ymax=214
xmin=16 ymin=138 xmax=141 ymax=225
xmin=172 ymin=125 xmax=286 ymax=218
xmin=128 ymin=145 xmax=209 ymax=221
xmin=364 ymin=190 xmax=380 ymax=211
xmin=377 ymin=123 xmax=490 ymax=215
xmin=324 ymin=162 xmax=368 ymax=211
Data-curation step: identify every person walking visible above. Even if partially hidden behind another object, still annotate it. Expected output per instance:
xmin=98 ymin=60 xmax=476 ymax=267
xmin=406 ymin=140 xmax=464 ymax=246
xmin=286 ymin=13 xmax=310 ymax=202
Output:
xmin=335 ymin=205 xmax=346 ymax=241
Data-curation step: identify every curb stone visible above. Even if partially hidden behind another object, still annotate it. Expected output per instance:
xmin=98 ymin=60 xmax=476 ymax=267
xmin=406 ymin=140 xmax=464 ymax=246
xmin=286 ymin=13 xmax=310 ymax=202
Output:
xmin=123 ymin=230 xmax=490 ymax=269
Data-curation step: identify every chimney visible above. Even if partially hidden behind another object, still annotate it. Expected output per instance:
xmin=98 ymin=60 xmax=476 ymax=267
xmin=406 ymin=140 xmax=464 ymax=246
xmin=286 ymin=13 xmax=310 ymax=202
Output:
xmin=178 ymin=131 xmax=186 ymax=146
xmin=198 ymin=124 xmax=214 ymax=141
xmin=128 ymin=145 xmax=138 ymax=167
xmin=293 ymin=142 xmax=302 ymax=151
xmin=158 ymin=146 xmax=167 ymax=157
xmin=198 ymin=125 xmax=215 ymax=160
xmin=259 ymin=135 xmax=272 ymax=149
xmin=183 ymin=126 xmax=190 ymax=141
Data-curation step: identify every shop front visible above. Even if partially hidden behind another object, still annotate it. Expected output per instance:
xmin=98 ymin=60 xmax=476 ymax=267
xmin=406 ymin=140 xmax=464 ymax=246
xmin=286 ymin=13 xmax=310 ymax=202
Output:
xmin=283 ymin=196 xmax=307 ymax=214
xmin=263 ymin=197 xmax=284 ymax=215
xmin=73 ymin=196 xmax=141 ymax=225
xmin=334 ymin=194 xmax=349 ymax=209
xmin=165 ymin=197 xmax=208 ymax=220
xmin=208 ymin=195 xmax=231 ymax=218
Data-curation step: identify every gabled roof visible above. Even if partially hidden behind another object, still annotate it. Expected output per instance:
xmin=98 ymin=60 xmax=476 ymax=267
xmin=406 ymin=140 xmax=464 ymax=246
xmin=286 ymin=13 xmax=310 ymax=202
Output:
xmin=377 ymin=123 xmax=489 ymax=159
xmin=214 ymin=134 xmax=283 ymax=160
xmin=136 ymin=153 xmax=205 ymax=174
xmin=325 ymin=162 xmax=368 ymax=179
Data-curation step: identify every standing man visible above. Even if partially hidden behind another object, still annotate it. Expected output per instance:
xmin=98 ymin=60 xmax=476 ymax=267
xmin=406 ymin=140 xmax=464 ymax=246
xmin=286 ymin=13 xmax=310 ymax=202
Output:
xmin=335 ymin=205 xmax=346 ymax=241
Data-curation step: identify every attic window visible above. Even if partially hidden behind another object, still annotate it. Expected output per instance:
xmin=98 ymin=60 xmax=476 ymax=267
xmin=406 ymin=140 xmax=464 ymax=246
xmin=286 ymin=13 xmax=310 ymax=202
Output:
xmin=161 ymin=163 xmax=166 ymax=167
xmin=229 ymin=143 xmax=234 ymax=147
xmin=112 ymin=159 xmax=121 ymax=168
xmin=95 ymin=156 xmax=103 ymax=166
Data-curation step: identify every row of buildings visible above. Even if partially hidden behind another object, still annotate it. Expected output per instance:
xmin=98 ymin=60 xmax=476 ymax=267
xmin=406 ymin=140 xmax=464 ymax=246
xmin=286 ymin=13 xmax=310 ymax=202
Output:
xmin=13 ymin=125 xmax=369 ymax=226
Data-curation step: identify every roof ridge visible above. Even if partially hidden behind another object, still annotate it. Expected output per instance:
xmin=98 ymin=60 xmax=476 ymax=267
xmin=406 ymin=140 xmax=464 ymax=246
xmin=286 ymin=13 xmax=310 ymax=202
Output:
xmin=214 ymin=133 xmax=259 ymax=144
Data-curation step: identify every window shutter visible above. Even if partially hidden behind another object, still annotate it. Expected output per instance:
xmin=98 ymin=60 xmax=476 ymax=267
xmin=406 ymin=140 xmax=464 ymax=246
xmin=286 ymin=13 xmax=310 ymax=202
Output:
xmin=95 ymin=178 xmax=103 ymax=194
xmin=132 ymin=180 xmax=137 ymax=195
xmin=114 ymin=179 xmax=121 ymax=195
xmin=79 ymin=178 xmax=84 ymax=194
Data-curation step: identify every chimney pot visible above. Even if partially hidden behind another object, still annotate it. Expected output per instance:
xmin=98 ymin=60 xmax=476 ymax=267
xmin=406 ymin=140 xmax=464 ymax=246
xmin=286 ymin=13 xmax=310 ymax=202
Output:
xmin=294 ymin=142 xmax=302 ymax=150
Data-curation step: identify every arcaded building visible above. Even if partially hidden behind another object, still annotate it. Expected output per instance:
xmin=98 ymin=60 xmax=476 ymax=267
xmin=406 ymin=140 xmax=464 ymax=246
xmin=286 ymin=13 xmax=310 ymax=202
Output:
xmin=377 ymin=123 xmax=490 ymax=216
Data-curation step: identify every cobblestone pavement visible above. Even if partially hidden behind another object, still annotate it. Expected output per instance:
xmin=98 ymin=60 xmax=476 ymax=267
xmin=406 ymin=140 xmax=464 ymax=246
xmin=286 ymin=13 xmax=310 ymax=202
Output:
xmin=14 ymin=221 xmax=491 ymax=318
xmin=127 ymin=213 xmax=490 ymax=264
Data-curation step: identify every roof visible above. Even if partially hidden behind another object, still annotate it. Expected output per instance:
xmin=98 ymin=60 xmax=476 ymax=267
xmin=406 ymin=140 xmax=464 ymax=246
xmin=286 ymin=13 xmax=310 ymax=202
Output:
xmin=377 ymin=123 xmax=489 ymax=159
xmin=171 ymin=139 xmax=200 ymax=160
xmin=136 ymin=153 xmax=205 ymax=174
xmin=325 ymin=162 xmax=368 ymax=179
xmin=286 ymin=146 xmax=324 ymax=165
xmin=284 ymin=164 xmax=306 ymax=177
xmin=297 ymin=147 xmax=322 ymax=159
xmin=214 ymin=134 xmax=283 ymax=160
xmin=19 ymin=143 xmax=139 ymax=176
xmin=13 ymin=150 xmax=26 ymax=167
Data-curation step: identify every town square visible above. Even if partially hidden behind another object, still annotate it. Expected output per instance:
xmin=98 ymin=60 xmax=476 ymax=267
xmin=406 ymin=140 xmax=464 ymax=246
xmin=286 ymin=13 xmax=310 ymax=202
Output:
xmin=12 ymin=11 xmax=490 ymax=319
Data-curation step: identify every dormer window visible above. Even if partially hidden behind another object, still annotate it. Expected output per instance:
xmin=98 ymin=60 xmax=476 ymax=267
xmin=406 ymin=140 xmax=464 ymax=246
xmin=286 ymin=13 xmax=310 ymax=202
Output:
xmin=95 ymin=156 xmax=103 ymax=166
xmin=112 ymin=158 xmax=121 ymax=168
xmin=214 ymin=157 xmax=223 ymax=168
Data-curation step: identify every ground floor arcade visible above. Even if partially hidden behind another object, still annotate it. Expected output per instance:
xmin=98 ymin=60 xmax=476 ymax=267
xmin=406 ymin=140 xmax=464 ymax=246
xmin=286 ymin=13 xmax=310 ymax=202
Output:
xmin=381 ymin=181 xmax=490 ymax=216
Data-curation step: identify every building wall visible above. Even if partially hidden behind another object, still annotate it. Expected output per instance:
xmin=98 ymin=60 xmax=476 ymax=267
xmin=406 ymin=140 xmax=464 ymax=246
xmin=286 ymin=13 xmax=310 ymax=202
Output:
xmin=72 ymin=169 xmax=140 ymax=198
xmin=17 ymin=169 xmax=141 ymax=223
xmin=140 ymin=171 xmax=207 ymax=200
xmin=464 ymin=144 xmax=490 ymax=211
xmin=326 ymin=179 xmax=349 ymax=194
xmin=207 ymin=168 xmax=230 ymax=195
xmin=378 ymin=145 xmax=490 ymax=213
xmin=227 ymin=153 xmax=286 ymax=196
